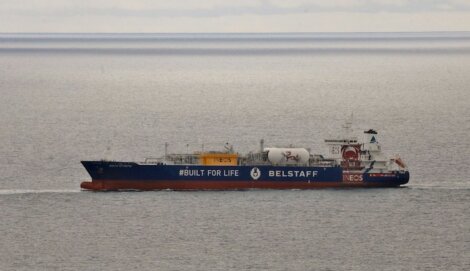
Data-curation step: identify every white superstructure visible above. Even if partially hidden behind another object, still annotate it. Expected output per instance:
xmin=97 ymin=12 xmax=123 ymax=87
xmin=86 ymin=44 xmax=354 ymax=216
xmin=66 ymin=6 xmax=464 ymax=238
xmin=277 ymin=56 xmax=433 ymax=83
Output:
xmin=325 ymin=120 xmax=407 ymax=174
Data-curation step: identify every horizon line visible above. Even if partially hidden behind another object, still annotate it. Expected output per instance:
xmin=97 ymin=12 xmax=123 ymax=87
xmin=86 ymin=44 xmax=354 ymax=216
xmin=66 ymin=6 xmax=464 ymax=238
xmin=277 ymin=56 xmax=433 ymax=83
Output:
xmin=1 ymin=31 xmax=470 ymax=35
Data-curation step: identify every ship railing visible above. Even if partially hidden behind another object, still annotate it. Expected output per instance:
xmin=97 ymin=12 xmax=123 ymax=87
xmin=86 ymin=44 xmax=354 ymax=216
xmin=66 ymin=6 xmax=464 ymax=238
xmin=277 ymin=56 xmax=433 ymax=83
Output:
xmin=241 ymin=161 xmax=271 ymax=166
xmin=324 ymin=139 xmax=358 ymax=144
xmin=143 ymin=157 xmax=165 ymax=164
xmin=309 ymin=157 xmax=337 ymax=166
xmin=165 ymin=153 xmax=200 ymax=165
xmin=310 ymin=161 xmax=337 ymax=167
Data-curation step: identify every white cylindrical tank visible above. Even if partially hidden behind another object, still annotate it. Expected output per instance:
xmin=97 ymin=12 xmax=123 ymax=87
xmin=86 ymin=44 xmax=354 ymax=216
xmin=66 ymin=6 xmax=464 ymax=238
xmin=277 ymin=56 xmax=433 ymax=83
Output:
xmin=265 ymin=148 xmax=310 ymax=165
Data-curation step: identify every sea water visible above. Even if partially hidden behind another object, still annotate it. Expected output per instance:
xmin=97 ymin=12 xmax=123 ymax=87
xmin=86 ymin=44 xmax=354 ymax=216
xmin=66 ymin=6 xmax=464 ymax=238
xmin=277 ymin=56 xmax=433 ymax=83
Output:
xmin=0 ymin=33 xmax=469 ymax=270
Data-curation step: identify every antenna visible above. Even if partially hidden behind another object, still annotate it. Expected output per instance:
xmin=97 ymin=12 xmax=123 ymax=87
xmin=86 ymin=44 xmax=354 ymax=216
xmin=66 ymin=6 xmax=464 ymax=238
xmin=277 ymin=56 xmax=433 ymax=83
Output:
xmin=224 ymin=142 xmax=234 ymax=153
xmin=103 ymin=139 xmax=113 ymax=161
xmin=342 ymin=113 xmax=354 ymax=136
xmin=164 ymin=142 xmax=169 ymax=159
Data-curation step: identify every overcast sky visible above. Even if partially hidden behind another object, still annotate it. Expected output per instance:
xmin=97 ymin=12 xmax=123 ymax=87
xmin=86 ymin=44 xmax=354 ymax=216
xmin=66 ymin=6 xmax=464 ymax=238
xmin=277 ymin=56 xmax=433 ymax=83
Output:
xmin=1 ymin=0 xmax=469 ymax=32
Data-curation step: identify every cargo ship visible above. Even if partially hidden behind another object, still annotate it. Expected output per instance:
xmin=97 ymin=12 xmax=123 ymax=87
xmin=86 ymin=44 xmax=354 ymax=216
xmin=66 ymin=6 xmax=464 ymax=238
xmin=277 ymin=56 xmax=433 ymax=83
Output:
xmin=81 ymin=120 xmax=409 ymax=191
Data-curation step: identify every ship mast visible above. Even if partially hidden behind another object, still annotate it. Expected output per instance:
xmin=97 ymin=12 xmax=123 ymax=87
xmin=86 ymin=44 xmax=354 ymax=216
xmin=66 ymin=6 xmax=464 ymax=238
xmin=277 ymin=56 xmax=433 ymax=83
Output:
xmin=342 ymin=113 xmax=354 ymax=139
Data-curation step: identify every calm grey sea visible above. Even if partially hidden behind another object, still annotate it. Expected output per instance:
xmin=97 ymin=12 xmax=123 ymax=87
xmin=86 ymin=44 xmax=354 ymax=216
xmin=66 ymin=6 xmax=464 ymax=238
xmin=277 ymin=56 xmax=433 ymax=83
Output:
xmin=0 ymin=33 xmax=469 ymax=270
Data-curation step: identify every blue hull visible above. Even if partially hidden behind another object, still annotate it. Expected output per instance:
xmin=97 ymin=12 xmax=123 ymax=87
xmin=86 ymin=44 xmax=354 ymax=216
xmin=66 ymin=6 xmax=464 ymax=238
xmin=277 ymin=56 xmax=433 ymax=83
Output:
xmin=81 ymin=161 xmax=409 ymax=190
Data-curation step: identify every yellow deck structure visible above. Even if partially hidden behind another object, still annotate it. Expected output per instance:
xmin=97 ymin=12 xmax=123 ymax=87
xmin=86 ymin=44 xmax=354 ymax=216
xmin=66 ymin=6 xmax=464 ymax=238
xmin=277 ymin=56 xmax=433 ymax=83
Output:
xmin=199 ymin=153 xmax=238 ymax=166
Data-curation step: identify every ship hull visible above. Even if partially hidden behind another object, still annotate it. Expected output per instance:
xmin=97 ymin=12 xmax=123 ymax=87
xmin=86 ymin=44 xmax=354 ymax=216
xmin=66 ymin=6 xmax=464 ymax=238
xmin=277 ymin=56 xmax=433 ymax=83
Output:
xmin=81 ymin=161 xmax=409 ymax=191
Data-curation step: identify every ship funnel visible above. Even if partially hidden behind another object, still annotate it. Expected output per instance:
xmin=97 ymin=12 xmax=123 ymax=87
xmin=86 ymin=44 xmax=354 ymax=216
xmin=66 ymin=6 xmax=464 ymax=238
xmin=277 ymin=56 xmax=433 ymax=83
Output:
xmin=363 ymin=129 xmax=381 ymax=152
xmin=364 ymin=129 xmax=378 ymax=144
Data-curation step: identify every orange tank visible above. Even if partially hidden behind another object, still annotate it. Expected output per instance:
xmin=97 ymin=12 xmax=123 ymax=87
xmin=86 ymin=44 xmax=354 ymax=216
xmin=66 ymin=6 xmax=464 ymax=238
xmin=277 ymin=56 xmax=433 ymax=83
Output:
xmin=199 ymin=153 xmax=238 ymax=166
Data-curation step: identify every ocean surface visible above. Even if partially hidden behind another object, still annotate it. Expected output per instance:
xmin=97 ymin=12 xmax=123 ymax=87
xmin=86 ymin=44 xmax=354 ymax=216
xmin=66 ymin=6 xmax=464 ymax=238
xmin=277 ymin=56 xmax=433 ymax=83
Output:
xmin=0 ymin=32 xmax=469 ymax=270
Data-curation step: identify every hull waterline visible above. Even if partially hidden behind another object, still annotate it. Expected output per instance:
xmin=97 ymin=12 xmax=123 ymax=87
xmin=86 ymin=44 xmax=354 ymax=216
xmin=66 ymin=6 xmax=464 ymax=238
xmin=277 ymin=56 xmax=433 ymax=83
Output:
xmin=80 ymin=179 xmax=407 ymax=191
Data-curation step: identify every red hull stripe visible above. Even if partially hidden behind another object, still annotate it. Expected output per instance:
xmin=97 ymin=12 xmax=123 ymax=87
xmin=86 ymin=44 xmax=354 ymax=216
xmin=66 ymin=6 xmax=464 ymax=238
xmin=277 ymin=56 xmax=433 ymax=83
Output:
xmin=80 ymin=180 xmax=399 ymax=191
